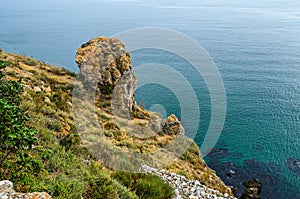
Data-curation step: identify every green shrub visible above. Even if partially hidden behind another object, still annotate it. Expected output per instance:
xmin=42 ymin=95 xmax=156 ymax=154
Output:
xmin=120 ymin=140 xmax=134 ymax=149
xmin=96 ymin=112 xmax=111 ymax=122
xmin=98 ymin=100 xmax=111 ymax=109
xmin=113 ymin=180 xmax=138 ymax=199
xmin=103 ymin=122 xmax=120 ymax=131
xmin=46 ymin=119 xmax=62 ymax=132
xmin=24 ymin=58 xmax=38 ymax=66
xmin=0 ymin=60 xmax=37 ymax=166
xmin=60 ymin=83 xmax=74 ymax=92
xmin=104 ymin=130 xmax=114 ymax=137
xmin=100 ymin=85 xmax=113 ymax=95
xmin=176 ymin=171 xmax=189 ymax=179
xmin=112 ymin=171 xmax=174 ymax=199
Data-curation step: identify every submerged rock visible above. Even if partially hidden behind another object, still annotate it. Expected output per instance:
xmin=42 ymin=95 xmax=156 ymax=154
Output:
xmin=207 ymin=157 xmax=285 ymax=198
xmin=240 ymin=179 xmax=262 ymax=199
xmin=286 ymin=158 xmax=300 ymax=177
xmin=207 ymin=148 xmax=229 ymax=159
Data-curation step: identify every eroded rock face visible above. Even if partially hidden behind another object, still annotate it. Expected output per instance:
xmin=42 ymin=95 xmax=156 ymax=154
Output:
xmin=76 ymin=37 xmax=184 ymax=136
xmin=0 ymin=180 xmax=51 ymax=199
xmin=163 ymin=114 xmax=185 ymax=136
xmin=76 ymin=37 xmax=137 ymax=113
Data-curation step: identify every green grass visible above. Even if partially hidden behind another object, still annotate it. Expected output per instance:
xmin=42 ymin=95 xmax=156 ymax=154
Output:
xmin=24 ymin=58 xmax=38 ymax=66
xmin=112 ymin=171 xmax=174 ymax=199
xmin=0 ymin=52 xmax=234 ymax=197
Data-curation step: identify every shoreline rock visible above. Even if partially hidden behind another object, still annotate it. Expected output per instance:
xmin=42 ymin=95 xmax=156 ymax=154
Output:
xmin=240 ymin=179 xmax=262 ymax=199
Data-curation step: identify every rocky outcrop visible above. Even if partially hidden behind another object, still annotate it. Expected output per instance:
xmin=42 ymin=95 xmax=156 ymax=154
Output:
xmin=1 ymin=43 xmax=235 ymax=199
xmin=76 ymin=37 xmax=137 ymax=114
xmin=0 ymin=180 xmax=51 ymax=199
xmin=240 ymin=179 xmax=262 ymax=199
xmin=141 ymin=165 xmax=236 ymax=199
xmin=76 ymin=37 xmax=185 ymax=136
xmin=163 ymin=114 xmax=185 ymax=136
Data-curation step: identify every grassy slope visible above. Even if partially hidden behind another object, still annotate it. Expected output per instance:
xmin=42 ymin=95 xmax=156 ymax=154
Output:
xmin=0 ymin=51 xmax=233 ymax=197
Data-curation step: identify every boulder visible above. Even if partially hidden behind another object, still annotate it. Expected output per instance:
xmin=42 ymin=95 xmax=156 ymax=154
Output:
xmin=163 ymin=114 xmax=185 ymax=136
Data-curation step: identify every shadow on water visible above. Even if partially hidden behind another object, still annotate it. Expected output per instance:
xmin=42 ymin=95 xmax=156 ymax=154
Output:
xmin=206 ymin=148 xmax=300 ymax=199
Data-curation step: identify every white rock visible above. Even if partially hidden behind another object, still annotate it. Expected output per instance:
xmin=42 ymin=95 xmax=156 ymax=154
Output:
xmin=190 ymin=187 xmax=196 ymax=193
xmin=44 ymin=96 xmax=51 ymax=104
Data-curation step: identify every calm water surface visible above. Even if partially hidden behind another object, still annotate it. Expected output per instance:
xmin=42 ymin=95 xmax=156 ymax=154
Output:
xmin=1 ymin=0 xmax=300 ymax=198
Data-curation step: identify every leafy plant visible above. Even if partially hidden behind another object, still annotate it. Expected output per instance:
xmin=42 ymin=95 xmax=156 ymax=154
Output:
xmin=100 ymin=84 xmax=113 ymax=95
xmin=0 ymin=60 xmax=37 ymax=165
xmin=112 ymin=171 xmax=174 ymax=199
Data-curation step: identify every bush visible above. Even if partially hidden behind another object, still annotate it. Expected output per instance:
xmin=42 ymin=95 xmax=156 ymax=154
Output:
xmin=103 ymin=122 xmax=120 ymax=131
xmin=100 ymin=85 xmax=113 ymax=95
xmin=0 ymin=60 xmax=37 ymax=166
xmin=112 ymin=171 xmax=174 ymax=199
xmin=24 ymin=58 xmax=38 ymax=66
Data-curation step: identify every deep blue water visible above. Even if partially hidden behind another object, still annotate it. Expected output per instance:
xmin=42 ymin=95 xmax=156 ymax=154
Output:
xmin=1 ymin=0 xmax=300 ymax=198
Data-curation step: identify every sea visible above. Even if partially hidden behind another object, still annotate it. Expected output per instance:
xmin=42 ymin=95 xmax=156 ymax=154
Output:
xmin=1 ymin=0 xmax=300 ymax=198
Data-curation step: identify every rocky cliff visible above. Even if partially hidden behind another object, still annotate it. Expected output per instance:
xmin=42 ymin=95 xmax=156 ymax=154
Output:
xmin=0 ymin=38 xmax=235 ymax=198
xmin=75 ymin=37 xmax=137 ymax=116
xmin=75 ymin=37 xmax=183 ymax=136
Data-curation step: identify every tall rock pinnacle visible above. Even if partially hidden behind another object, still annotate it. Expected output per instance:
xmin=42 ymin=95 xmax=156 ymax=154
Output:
xmin=76 ymin=37 xmax=137 ymax=114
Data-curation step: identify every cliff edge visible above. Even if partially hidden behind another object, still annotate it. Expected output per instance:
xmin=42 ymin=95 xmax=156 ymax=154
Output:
xmin=0 ymin=37 xmax=235 ymax=198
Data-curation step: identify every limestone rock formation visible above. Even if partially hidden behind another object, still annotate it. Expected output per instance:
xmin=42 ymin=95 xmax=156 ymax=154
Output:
xmin=76 ymin=37 xmax=137 ymax=114
xmin=163 ymin=114 xmax=185 ymax=136
xmin=0 ymin=180 xmax=51 ymax=199
xmin=76 ymin=37 xmax=185 ymax=136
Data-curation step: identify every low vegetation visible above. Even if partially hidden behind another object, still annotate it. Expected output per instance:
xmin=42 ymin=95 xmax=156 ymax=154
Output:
xmin=0 ymin=51 xmax=232 ymax=198
xmin=113 ymin=171 xmax=174 ymax=199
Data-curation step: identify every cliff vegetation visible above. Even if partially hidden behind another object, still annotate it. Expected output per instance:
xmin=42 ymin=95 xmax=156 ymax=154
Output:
xmin=0 ymin=40 xmax=233 ymax=198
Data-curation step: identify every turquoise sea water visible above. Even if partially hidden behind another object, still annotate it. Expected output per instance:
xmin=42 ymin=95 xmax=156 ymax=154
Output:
xmin=1 ymin=0 xmax=300 ymax=198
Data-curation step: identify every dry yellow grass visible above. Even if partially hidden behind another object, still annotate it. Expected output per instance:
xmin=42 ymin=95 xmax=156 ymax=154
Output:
xmin=0 ymin=51 xmax=234 ymax=196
